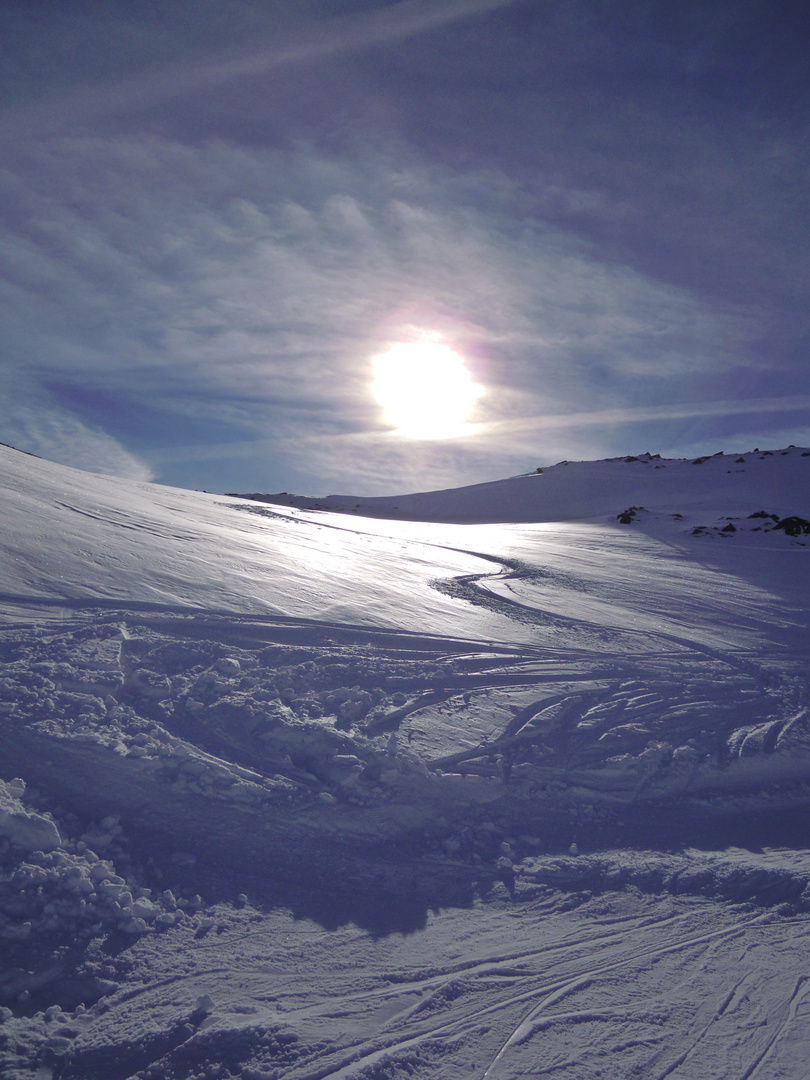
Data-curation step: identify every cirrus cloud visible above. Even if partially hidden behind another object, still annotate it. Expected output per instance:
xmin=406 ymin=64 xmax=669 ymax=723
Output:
xmin=0 ymin=131 xmax=756 ymax=492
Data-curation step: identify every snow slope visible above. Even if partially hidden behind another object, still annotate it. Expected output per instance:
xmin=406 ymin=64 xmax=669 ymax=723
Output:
xmin=233 ymin=446 xmax=810 ymax=522
xmin=1 ymin=442 xmax=809 ymax=1080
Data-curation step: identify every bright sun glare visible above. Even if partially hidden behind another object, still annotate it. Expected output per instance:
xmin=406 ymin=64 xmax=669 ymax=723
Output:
xmin=372 ymin=335 xmax=483 ymax=439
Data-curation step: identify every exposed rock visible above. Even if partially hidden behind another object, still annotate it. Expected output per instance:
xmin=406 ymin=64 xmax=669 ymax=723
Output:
xmin=775 ymin=516 xmax=810 ymax=537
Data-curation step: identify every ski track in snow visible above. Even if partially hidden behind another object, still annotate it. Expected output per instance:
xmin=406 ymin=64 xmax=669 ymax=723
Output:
xmin=0 ymin=444 xmax=809 ymax=1078
xmin=28 ymin=896 xmax=810 ymax=1080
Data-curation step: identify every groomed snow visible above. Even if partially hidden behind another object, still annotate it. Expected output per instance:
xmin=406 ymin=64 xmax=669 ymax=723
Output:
xmin=1 ymin=442 xmax=809 ymax=1079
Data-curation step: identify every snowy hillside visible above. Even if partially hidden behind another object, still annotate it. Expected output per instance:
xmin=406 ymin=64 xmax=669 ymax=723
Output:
xmin=1 ymin=442 xmax=809 ymax=1080
xmin=231 ymin=445 xmax=810 ymax=523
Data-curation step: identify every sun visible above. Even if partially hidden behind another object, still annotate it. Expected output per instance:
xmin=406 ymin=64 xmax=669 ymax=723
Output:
xmin=371 ymin=335 xmax=483 ymax=438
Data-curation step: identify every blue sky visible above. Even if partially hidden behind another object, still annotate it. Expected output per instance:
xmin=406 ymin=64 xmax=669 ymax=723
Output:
xmin=1 ymin=0 xmax=808 ymax=494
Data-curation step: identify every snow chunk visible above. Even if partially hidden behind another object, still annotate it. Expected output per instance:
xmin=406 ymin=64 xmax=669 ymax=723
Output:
xmin=0 ymin=779 xmax=62 ymax=852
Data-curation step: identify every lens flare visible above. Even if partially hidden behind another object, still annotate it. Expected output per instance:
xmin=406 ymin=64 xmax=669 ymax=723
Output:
xmin=372 ymin=335 xmax=483 ymax=438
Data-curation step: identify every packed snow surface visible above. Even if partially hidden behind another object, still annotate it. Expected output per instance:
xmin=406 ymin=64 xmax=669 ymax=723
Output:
xmin=1 ymin=442 xmax=809 ymax=1079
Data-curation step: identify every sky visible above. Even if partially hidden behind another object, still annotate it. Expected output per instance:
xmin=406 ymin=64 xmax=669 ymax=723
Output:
xmin=1 ymin=0 xmax=808 ymax=496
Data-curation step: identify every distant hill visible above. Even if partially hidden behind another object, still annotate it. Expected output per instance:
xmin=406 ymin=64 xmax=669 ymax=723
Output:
xmin=229 ymin=446 xmax=810 ymax=524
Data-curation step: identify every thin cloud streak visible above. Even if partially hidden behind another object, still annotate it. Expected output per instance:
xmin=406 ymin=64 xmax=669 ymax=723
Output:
xmin=0 ymin=0 xmax=518 ymax=134
xmin=467 ymin=395 xmax=810 ymax=439
xmin=297 ymin=396 xmax=810 ymax=448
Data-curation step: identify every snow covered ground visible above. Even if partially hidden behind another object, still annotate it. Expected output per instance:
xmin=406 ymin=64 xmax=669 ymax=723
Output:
xmin=1 ymin=442 xmax=809 ymax=1079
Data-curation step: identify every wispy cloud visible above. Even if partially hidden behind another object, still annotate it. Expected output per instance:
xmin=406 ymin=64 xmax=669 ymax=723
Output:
xmin=466 ymin=395 xmax=810 ymax=439
xmin=0 ymin=130 xmax=767 ymax=491
xmin=280 ymin=394 xmax=810 ymax=493
xmin=0 ymin=0 xmax=519 ymax=134
xmin=3 ymin=404 xmax=154 ymax=482
xmin=1 ymin=0 xmax=807 ymax=494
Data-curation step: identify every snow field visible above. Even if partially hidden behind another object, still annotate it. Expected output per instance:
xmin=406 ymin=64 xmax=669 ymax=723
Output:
xmin=7 ymin=888 xmax=809 ymax=1080
xmin=0 ymin=443 xmax=809 ymax=1078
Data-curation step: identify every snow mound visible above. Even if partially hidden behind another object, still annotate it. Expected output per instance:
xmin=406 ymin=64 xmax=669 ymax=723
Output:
xmin=0 ymin=778 xmax=61 ymax=853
